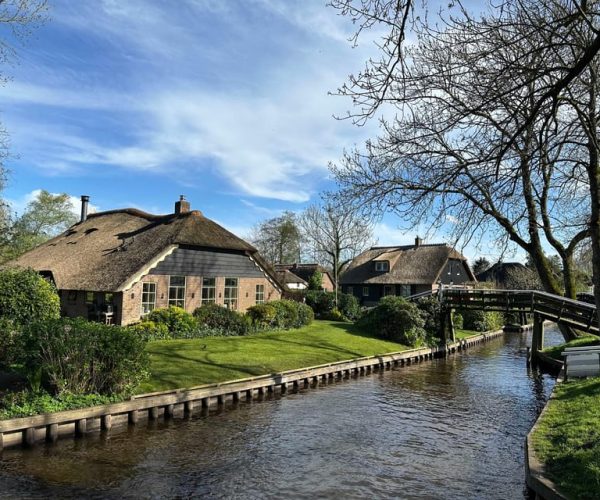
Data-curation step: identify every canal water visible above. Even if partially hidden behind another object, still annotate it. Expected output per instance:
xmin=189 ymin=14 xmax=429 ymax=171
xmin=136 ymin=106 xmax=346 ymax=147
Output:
xmin=0 ymin=328 xmax=563 ymax=499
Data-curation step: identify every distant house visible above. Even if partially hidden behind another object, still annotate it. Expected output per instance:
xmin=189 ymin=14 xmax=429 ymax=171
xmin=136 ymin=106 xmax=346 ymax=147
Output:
xmin=274 ymin=263 xmax=335 ymax=292
xmin=340 ymin=237 xmax=476 ymax=305
xmin=8 ymin=196 xmax=283 ymax=325
xmin=275 ymin=268 xmax=308 ymax=291
xmin=476 ymin=262 xmax=530 ymax=289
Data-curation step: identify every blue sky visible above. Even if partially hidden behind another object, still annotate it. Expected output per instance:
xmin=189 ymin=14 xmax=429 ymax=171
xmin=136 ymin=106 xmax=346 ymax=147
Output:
xmin=0 ymin=0 xmax=509 ymax=262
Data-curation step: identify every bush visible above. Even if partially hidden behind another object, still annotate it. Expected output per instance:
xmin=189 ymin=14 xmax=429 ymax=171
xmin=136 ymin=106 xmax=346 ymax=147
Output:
xmin=358 ymin=296 xmax=426 ymax=347
xmin=321 ymin=307 xmax=345 ymax=321
xmin=127 ymin=320 xmax=171 ymax=341
xmin=308 ymin=270 xmax=323 ymax=290
xmin=0 ymin=318 xmax=22 ymax=368
xmin=452 ymin=312 xmax=464 ymax=329
xmin=338 ymin=293 xmax=361 ymax=320
xmin=193 ymin=303 xmax=249 ymax=336
xmin=19 ymin=318 xmax=149 ymax=395
xmin=0 ymin=267 xmax=60 ymax=325
xmin=296 ymin=302 xmax=314 ymax=327
xmin=146 ymin=306 xmax=198 ymax=337
xmin=270 ymin=299 xmax=300 ymax=329
xmin=461 ymin=309 xmax=504 ymax=332
xmin=415 ymin=296 xmax=442 ymax=335
xmin=246 ymin=303 xmax=277 ymax=329
xmin=305 ymin=290 xmax=336 ymax=316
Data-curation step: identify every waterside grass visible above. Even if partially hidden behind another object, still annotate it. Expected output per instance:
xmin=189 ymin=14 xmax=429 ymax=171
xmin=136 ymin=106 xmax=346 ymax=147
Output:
xmin=542 ymin=335 xmax=600 ymax=361
xmin=139 ymin=320 xmax=410 ymax=393
xmin=532 ymin=377 xmax=600 ymax=500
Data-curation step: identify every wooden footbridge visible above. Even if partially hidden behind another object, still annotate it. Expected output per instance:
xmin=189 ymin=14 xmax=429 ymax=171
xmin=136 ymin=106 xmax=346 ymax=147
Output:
xmin=434 ymin=288 xmax=599 ymax=352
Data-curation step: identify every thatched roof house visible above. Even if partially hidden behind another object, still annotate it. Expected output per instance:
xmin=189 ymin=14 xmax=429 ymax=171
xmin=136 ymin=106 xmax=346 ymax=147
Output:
xmin=9 ymin=196 xmax=282 ymax=325
xmin=275 ymin=268 xmax=308 ymax=290
xmin=274 ymin=263 xmax=335 ymax=292
xmin=340 ymin=237 xmax=475 ymax=305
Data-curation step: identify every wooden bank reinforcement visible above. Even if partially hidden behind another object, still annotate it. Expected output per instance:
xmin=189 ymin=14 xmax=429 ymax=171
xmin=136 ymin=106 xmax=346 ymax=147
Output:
xmin=0 ymin=329 xmax=504 ymax=450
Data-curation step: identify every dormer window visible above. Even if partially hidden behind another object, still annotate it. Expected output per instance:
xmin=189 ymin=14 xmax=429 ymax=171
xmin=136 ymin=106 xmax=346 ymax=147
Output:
xmin=375 ymin=261 xmax=389 ymax=272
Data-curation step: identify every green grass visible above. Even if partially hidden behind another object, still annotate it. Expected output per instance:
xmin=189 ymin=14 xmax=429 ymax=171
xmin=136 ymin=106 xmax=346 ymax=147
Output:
xmin=139 ymin=320 xmax=410 ymax=393
xmin=542 ymin=335 xmax=600 ymax=361
xmin=532 ymin=378 xmax=600 ymax=499
xmin=455 ymin=328 xmax=480 ymax=340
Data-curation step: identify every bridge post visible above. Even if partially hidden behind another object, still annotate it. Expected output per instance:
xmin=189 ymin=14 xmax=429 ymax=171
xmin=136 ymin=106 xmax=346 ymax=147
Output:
xmin=440 ymin=307 xmax=455 ymax=343
xmin=531 ymin=313 xmax=544 ymax=355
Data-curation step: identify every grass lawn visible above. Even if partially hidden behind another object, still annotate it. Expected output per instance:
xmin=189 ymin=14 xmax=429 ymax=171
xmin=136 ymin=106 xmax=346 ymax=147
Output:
xmin=454 ymin=328 xmax=480 ymax=340
xmin=139 ymin=320 xmax=410 ymax=393
xmin=542 ymin=335 xmax=600 ymax=361
xmin=532 ymin=377 xmax=600 ymax=499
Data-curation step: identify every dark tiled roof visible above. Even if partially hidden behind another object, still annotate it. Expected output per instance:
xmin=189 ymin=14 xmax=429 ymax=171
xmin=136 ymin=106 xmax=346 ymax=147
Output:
xmin=8 ymin=209 xmax=273 ymax=292
xmin=339 ymin=244 xmax=474 ymax=285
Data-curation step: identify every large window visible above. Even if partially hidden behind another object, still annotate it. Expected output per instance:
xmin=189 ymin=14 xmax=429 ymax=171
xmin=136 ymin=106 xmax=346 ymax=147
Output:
xmin=383 ymin=285 xmax=395 ymax=296
xmin=202 ymin=278 xmax=216 ymax=304
xmin=255 ymin=284 xmax=265 ymax=304
xmin=169 ymin=276 xmax=186 ymax=308
xmin=141 ymin=282 xmax=156 ymax=315
xmin=399 ymin=285 xmax=411 ymax=297
xmin=224 ymin=278 xmax=238 ymax=309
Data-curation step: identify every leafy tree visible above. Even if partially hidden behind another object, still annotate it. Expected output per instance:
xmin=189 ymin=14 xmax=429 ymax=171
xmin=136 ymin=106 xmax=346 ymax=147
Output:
xmin=472 ymin=258 xmax=491 ymax=276
xmin=0 ymin=190 xmax=78 ymax=263
xmin=307 ymin=270 xmax=323 ymax=290
xmin=250 ymin=211 xmax=301 ymax=265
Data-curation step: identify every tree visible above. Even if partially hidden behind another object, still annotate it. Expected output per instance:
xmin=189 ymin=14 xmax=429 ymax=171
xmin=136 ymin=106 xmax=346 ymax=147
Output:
xmin=0 ymin=1 xmax=48 ymax=207
xmin=307 ymin=270 xmax=323 ymax=291
xmin=250 ymin=211 xmax=301 ymax=265
xmin=300 ymin=203 xmax=374 ymax=303
xmin=0 ymin=190 xmax=77 ymax=263
xmin=330 ymin=0 xmax=600 ymax=337
xmin=472 ymin=258 xmax=491 ymax=276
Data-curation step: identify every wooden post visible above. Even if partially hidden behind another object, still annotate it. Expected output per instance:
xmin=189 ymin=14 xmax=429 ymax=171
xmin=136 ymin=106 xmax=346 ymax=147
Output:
xmin=165 ymin=404 xmax=175 ymax=418
xmin=0 ymin=432 xmax=3 ymax=451
xmin=128 ymin=410 xmax=139 ymax=425
xmin=280 ymin=383 xmax=287 ymax=394
xmin=532 ymin=313 xmax=545 ymax=355
xmin=446 ymin=308 xmax=455 ymax=343
xmin=217 ymin=395 xmax=224 ymax=405
xmin=246 ymin=390 xmax=253 ymax=400
xmin=101 ymin=414 xmax=113 ymax=430
xmin=46 ymin=423 xmax=59 ymax=443
xmin=184 ymin=400 xmax=194 ymax=415
xmin=148 ymin=407 xmax=159 ymax=420
xmin=202 ymin=397 xmax=209 ymax=408
xmin=232 ymin=392 xmax=240 ymax=403
xmin=24 ymin=427 xmax=36 ymax=446
xmin=75 ymin=419 xmax=87 ymax=436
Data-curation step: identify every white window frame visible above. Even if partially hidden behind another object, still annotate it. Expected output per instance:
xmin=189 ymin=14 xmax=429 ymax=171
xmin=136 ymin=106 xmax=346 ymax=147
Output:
xmin=224 ymin=278 xmax=238 ymax=310
xmin=202 ymin=277 xmax=216 ymax=304
xmin=255 ymin=284 xmax=265 ymax=304
xmin=400 ymin=284 xmax=411 ymax=297
xmin=141 ymin=282 xmax=157 ymax=315
xmin=375 ymin=261 xmax=389 ymax=272
xmin=168 ymin=275 xmax=186 ymax=308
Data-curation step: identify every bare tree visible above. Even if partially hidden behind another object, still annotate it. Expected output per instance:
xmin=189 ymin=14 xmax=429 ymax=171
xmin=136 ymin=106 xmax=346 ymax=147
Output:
xmin=329 ymin=0 xmax=600 ymax=338
xmin=300 ymin=203 xmax=375 ymax=302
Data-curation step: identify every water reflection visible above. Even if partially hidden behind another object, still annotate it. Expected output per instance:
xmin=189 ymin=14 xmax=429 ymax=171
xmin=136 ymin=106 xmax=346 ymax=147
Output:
xmin=0 ymin=328 xmax=561 ymax=499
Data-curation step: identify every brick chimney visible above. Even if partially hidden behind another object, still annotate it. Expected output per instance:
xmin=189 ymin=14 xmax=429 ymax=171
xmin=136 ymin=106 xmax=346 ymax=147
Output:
xmin=175 ymin=195 xmax=190 ymax=214
xmin=415 ymin=236 xmax=423 ymax=247
xmin=80 ymin=195 xmax=90 ymax=222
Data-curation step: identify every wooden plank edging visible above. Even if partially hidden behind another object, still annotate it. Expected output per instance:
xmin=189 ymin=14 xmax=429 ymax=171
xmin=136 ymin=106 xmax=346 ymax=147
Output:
xmin=0 ymin=329 xmax=505 ymax=449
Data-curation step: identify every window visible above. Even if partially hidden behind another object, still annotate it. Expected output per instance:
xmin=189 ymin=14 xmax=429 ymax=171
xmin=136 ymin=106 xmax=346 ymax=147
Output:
xmin=363 ymin=287 xmax=369 ymax=297
xmin=384 ymin=285 xmax=395 ymax=296
xmin=224 ymin=278 xmax=238 ymax=309
xmin=347 ymin=286 xmax=354 ymax=295
xmin=169 ymin=276 xmax=186 ymax=308
xmin=255 ymin=284 xmax=265 ymax=304
xmin=202 ymin=278 xmax=216 ymax=304
xmin=375 ymin=261 xmax=389 ymax=272
xmin=85 ymin=291 xmax=95 ymax=304
xmin=141 ymin=282 xmax=156 ymax=315
xmin=400 ymin=285 xmax=411 ymax=297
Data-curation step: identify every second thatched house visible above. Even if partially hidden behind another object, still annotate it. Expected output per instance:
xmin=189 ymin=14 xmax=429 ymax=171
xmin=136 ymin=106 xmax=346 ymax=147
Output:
xmin=8 ymin=196 xmax=283 ymax=325
xmin=340 ymin=237 xmax=476 ymax=306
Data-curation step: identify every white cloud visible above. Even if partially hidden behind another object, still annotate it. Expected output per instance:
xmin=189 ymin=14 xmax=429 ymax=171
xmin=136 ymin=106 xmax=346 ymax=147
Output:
xmin=373 ymin=222 xmax=420 ymax=247
xmin=6 ymin=189 xmax=99 ymax=217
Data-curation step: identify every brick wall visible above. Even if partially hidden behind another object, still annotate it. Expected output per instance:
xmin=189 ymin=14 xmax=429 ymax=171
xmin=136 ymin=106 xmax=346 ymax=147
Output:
xmin=119 ymin=274 xmax=281 ymax=325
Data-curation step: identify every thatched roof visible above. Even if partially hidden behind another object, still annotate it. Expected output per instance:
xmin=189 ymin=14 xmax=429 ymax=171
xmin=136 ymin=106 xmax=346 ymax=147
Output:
xmin=7 ymin=208 xmax=276 ymax=292
xmin=274 ymin=263 xmax=333 ymax=283
xmin=276 ymin=269 xmax=308 ymax=286
xmin=340 ymin=244 xmax=475 ymax=285
xmin=476 ymin=262 xmax=528 ymax=284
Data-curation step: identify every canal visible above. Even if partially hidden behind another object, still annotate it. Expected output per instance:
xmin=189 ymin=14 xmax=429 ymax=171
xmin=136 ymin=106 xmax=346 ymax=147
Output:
xmin=0 ymin=328 xmax=563 ymax=499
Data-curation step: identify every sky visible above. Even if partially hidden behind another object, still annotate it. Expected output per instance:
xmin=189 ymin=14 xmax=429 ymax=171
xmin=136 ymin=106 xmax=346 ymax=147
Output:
xmin=0 ymin=0 xmax=510 ymax=262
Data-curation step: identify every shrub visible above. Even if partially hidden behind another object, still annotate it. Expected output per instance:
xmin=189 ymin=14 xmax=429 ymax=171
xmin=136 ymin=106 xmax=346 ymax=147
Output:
xmin=358 ymin=296 xmax=426 ymax=347
xmin=0 ymin=268 xmax=60 ymax=325
xmin=338 ymin=293 xmax=361 ymax=320
xmin=452 ymin=311 xmax=464 ymax=329
xmin=321 ymin=307 xmax=345 ymax=321
xmin=461 ymin=309 xmax=505 ymax=332
xmin=305 ymin=290 xmax=336 ymax=316
xmin=415 ymin=296 xmax=442 ymax=335
xmin=147 ymin=306 xmax=198 ymax=337
xmin=0 ymin=318 xmax=22 ymax=368
xmin=19 ymin=318 xmax=149 ymax=395
xmin=270 ymin=299 xmax=300 ymax=329
xmin=246 ymin=303 xmax=277 ymax=329
xmin=296 ymin=302 xmax=314 ymax=327
xmin=193 ymin=303 xmax=249 ymax=336
xmin=127 ymin=320 xmax=171 ymax=341
xmin=308 ymin=270 xmax=323 ymax=290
